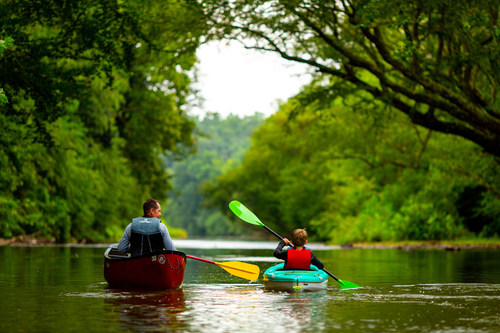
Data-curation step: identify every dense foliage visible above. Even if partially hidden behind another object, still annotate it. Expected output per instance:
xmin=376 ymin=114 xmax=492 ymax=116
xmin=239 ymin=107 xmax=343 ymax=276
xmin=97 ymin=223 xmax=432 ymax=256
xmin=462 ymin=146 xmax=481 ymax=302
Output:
xmin=206 ymin=81 xmax=500 ymax=243
xmin=1 ymin=0 xmax=498 ymax=244
xmin=166 ymin=113 xmax=264 ymax=237
xmin=0 ymin=36 xmax=13 ymax=104
xmin=0 ymin=0 xmax=207 ymax=242
xmin=203 ymin=0 xmax=500 ymax=156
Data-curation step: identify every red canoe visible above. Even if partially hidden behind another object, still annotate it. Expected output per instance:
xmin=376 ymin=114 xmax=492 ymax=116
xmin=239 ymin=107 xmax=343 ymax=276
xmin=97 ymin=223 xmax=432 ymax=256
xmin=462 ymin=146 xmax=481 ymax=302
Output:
xmin=104 ymin=244 xmax=186 ymax=289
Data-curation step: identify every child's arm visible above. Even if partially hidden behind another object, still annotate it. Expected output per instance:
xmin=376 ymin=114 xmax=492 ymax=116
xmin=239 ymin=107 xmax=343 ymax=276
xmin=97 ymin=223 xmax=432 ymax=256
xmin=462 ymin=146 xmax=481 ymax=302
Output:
xmin=310 ymin=251 xmax=324 ymax=269
xmin=273 ymin=239 xmax=288 ymax=260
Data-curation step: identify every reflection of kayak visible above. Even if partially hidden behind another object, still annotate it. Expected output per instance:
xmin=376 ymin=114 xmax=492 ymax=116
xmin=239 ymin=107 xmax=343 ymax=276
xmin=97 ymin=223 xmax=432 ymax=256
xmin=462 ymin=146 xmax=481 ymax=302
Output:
xmin=263 ymin=263 xmax=328 ymax=292
xmin=104 ymin=244 xmax=186 ymax=289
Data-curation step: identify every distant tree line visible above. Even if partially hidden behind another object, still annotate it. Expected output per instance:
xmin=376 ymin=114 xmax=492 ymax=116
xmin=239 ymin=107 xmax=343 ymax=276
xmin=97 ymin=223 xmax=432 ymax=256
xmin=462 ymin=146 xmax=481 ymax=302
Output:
xmin=166 ymin=113 xmax=264 ymax=237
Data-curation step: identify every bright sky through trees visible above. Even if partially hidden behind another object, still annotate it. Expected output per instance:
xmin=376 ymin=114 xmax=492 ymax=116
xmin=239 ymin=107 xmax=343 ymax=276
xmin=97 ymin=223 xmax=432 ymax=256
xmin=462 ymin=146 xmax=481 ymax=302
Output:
xmin=191 ymin=41 xmax=311 ymax=118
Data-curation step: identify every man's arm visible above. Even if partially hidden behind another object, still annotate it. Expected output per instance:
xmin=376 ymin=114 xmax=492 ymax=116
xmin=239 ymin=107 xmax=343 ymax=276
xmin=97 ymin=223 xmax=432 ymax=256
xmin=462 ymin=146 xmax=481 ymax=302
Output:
xmin=117 ymin=224 xmax=132 ymax=253
xmin=160 ymin=223 xmax=176 ymax=251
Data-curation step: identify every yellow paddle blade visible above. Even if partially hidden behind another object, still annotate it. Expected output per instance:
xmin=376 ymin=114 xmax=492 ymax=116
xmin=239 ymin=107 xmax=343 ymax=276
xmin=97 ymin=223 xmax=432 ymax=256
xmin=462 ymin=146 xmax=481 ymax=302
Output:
xmin=215 ymin=261 xmax=260 ymax=281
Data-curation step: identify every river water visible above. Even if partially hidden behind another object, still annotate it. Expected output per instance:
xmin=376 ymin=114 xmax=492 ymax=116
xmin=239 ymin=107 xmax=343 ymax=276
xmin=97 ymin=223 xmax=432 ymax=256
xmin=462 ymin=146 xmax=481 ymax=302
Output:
xmin=1 ymin=240 xmax=499 ymax=332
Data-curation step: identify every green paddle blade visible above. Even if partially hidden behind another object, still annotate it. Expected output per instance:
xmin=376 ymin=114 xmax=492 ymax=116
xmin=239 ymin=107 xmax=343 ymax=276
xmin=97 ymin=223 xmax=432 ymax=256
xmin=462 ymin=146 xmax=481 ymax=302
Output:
xmin=338 ymin=279 xmax=361 ymax=290
xmin=229 ymin=201 xmax=264 ymax=226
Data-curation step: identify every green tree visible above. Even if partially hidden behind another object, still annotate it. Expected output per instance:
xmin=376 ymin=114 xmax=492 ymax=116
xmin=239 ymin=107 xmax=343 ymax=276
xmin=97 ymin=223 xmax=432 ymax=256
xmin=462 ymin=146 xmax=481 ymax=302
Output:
xmin=0 ymin=36 xmax=13 ymax=104
xmin=204 ymin=0 xmax=500 ymax=157
xmin=0 ymin=0 xmax=207 ymax=242
xmin=206 ymin=81 xmax=500 ymax=242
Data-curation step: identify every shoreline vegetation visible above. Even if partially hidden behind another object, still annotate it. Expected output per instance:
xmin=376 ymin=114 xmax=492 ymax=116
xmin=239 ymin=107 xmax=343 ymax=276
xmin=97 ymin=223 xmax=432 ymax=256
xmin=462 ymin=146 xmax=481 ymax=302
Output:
xmin=1 ymin=234 xmax=499 ymax=250
xmin=340 ymin=240 xmax=500 ymax=251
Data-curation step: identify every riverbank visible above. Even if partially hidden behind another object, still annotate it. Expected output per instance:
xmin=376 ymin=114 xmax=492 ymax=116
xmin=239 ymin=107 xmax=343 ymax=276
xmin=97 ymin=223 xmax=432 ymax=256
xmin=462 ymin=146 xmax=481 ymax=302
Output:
xmin=0 ymin=234 xmax=57 ymax=246
xmin=343 ymin=239 xmax=500 ymax=251
xmin=1 ymin=234 xmax=500 ymax=250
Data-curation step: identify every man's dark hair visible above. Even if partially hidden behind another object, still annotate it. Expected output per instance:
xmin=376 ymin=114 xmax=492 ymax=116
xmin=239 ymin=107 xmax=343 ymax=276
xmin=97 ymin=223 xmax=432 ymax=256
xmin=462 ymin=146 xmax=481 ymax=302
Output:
xmin=143 ymin=199 xmax=160 ymax=216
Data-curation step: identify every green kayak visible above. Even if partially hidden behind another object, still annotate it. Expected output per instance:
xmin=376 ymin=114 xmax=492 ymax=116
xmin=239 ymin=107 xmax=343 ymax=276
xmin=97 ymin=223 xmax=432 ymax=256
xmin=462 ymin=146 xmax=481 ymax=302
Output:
xmin=263 ymin=263 xmax=328 ymax=292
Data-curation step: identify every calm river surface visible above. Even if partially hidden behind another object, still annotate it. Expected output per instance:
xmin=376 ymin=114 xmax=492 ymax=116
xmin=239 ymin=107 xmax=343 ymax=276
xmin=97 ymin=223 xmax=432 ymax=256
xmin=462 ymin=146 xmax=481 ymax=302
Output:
xmin=1 ymin=240 xmax=499 ymax=332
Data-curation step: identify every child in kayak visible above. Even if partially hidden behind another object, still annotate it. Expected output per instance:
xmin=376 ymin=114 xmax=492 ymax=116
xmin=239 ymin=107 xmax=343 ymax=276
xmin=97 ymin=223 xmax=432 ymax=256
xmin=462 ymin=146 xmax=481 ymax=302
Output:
xmin=273 ymin=228 xmax=324 ymax=270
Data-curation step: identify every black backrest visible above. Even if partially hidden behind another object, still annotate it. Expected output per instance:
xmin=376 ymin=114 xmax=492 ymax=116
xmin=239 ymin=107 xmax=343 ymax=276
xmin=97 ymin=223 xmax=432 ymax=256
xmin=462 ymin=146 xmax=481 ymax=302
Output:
xmin=129 ymin=232 xmax=164 ymax=257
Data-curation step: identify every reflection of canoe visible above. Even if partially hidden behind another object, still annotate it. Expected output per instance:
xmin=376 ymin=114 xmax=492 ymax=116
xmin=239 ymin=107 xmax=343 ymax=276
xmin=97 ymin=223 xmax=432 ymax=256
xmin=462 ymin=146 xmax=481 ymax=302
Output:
xmin=104 ymin=244 xmax=186 ymax=289
xmin=263 ymin=263 xmax=328 ymax=292
xmin=104 ymin=290 xmax=187 ymax=331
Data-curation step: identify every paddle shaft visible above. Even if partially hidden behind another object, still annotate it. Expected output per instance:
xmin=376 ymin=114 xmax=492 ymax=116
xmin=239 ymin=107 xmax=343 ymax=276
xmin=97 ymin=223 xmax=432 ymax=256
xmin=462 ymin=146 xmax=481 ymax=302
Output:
xmin=262 ymin=225 xmax=342 ymax=283
xmin=186 ymin=254 xmax=215 ymax=264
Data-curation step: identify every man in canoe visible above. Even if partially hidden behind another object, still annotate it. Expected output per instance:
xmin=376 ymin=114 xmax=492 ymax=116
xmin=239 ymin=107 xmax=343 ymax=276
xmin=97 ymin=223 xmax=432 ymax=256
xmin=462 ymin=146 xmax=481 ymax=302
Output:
xmin=273 ymin=228 xmax=324 ymax=270
xmin=117 ymin=199 xmax=176 ymax=257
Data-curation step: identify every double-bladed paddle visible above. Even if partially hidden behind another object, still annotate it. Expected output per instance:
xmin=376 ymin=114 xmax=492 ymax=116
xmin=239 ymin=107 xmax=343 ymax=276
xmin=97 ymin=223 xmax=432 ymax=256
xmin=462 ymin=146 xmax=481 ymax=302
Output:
xmin=186 ymin=255 xmax=260 ymax=281
xmin=228 ymin=200 xmax=361 ymax=290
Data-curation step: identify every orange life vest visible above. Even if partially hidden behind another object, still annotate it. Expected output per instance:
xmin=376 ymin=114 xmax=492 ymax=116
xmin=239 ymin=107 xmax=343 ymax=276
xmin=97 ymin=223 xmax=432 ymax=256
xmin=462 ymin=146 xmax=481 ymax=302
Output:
xmin=284 ymin=248 xmax=311 ymax=270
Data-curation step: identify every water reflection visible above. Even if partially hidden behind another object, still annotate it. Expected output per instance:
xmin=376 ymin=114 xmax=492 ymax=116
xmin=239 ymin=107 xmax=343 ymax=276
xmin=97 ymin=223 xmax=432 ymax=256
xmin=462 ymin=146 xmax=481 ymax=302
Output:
xmin=318 ymin=283 xmax=500 ymax=332
xmin=104 ymin=289 xmax=187 ymax=331
xmin=2 ymin=246 xmax=500 ymax=332
xmin=67 ymin=282 xmax=500 ymax=333
xmin=267 ymin=290 xmax=328 ymax=330
xmin=178 ymin=284 xmax=330 ymax=333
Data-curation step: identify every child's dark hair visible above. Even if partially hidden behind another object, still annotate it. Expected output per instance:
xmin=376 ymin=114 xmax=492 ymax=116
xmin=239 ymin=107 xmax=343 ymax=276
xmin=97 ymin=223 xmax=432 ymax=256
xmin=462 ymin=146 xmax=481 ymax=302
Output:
xmin=291 ymin=229 xmax=308 ymax=247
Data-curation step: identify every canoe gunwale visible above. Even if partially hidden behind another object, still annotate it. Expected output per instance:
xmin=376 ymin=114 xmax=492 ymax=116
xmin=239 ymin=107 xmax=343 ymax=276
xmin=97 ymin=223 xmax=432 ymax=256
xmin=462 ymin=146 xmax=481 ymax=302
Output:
xmin=104 ymin=243 xmax=186 ymax=261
